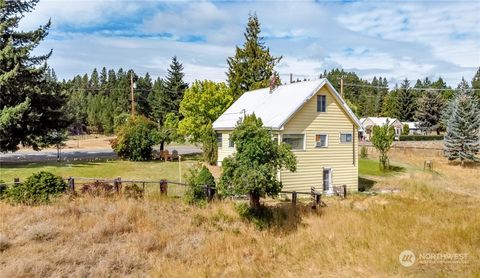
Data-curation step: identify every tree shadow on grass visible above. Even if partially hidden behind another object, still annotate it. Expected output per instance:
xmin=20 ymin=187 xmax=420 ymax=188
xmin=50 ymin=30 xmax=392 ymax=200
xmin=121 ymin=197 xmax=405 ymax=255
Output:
xmin=359 ymin=177 xmax=377 ymax=192
xmin=235 ymin=201 xmax=319 ymax=234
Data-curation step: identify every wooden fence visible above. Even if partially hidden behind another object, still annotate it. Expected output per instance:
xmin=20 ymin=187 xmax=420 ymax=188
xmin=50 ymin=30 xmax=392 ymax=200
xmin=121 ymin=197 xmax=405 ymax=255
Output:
xmin=1 ymin=177 xmax=348 ymax=208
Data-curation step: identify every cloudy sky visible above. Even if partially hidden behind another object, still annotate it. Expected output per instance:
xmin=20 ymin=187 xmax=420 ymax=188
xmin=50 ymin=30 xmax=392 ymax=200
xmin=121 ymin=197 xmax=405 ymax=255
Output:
xmin=20 ymin=0 xmax=480 ymax=87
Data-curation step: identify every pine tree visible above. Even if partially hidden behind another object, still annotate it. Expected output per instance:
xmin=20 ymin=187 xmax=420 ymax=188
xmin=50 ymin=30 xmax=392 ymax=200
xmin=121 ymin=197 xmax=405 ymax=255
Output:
xmin=89 ymin=68 xmax=99 ymax=91
xmin=0 ymin=0 xmax=70 ymax=152
xmin=164 ymin=56 xmax=188 ymax=115
xmin=382 ymin=87 xmax=399 ymax=117
xmin=415 ymin=89 xmax=444 ymax=134
xmin=136 ymin=72 xmax=153 ymax=116
xmin=444 ymin=90 xmax=480 ymax=165
xmin=395 ymin=78 xmax=416 ymax=121
xmin=227 ymin=13 xmax=281 ymax=99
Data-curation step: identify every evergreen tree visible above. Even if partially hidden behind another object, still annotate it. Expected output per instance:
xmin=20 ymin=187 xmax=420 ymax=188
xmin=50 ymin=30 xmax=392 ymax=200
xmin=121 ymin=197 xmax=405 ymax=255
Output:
xmin=148 ymin=77 xmax=166 ymax=124
xmin=395 ymin=78 xmax=416 ymax=121
xmin=415 ymin=89 xmax=444 ymax=134
xmin=472 ymin=67 xmax=480 ymax=102
xmin=89 ymin=68 xmax=99 ymax=91
xmin=99 ymin=67 xmax=107 ymax=87
xmin=164 ymin=56 xmax=188 ymax=114
xmin=444 ymin=89 xmax=480 ymax=165
xmin=136 ymin=72 xmax=153 ymax=116
xmin=382 ymin=87 xmax=399 ymax=117
xmin=227 ymin=13 xmax=281 ymax=99
xmin=0 ymin=0 xmax=70 ymax=152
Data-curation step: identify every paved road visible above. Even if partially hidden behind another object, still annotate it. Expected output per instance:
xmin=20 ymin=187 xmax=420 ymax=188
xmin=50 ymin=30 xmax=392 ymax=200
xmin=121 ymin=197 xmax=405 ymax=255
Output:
xmin=0 ymin=146 xmax=201 ymax=164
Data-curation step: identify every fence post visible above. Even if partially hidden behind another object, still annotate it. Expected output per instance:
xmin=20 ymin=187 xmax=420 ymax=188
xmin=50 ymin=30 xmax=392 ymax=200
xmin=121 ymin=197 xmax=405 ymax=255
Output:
xmin=292 ymin=191 xmax=297 ymax=205
xmin=204 ymin=185 xmax=215 ymax=202
xmin=68 ymin=177 xmax=75 ymax=194
xmin=315 ymin=193 xmax=321 ymax=207
xmin=14 ymin=178 xmax=20 ymax=185
xmin=311 ymin=187 xmax=317 ymax=209
xmin=160 ymin=180 xmax=168 ymax=196
xmin=114 ymin=177 xmax=122 ymax=194
xmin=343 ymin=184 xmax=347 ymax=198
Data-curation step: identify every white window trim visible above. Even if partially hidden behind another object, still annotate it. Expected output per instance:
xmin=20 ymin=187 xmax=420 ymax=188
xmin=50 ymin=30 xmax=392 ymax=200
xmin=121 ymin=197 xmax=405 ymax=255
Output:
xmin=340 ymin=132 xmax=353 ymax=143
xmin=315 ymin=133 xmax=328 ymax=148
xmin=282 ymin=133 xmax=306 ymax=151
xmin=323 ymin=167 xmax=333 ymax=194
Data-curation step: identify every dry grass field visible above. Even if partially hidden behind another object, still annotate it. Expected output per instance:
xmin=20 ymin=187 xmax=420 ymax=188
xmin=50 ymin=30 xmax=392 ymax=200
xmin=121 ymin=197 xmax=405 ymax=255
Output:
xmin=0 ymin=151 xmax=479 ymax=277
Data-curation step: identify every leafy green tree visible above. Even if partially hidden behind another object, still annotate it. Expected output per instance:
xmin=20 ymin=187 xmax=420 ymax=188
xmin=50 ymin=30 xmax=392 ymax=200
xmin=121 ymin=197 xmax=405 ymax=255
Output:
xmin=415 ymin=89 xmax=445 ymax=134
xmin=396 ymin=78 xmax=416 ymax=121
xmin=218 ymin=114 xmax=296 ymax=210
xmin=111 ymin=116 xmax=159 ymax=161
xmin=371 ymin=122 xmax=395 ymax=170
xmin=444 ymin=89 xmax=480 ymax=166
xmin=227 ymin=14 xmax=281 ymax=99
xmin=0 ymin=0 xmax=70 ymax=152
xmin=178 ymin=80 xmax=235 ymax=163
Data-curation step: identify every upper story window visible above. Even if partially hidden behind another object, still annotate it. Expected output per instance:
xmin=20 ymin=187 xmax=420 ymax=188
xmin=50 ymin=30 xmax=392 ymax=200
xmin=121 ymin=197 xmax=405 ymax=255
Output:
xmin=315 ymin=134 xmax=328 ymax=148
xmin=340 ymin=133 xmax=353 ymax=143
xmin=317 ymin=95 xmax=326 ymax=112
xmin=216 ymin=133 xmax=222 ymax=148
xmin=282 ymin=134 xmax=304 ymax=150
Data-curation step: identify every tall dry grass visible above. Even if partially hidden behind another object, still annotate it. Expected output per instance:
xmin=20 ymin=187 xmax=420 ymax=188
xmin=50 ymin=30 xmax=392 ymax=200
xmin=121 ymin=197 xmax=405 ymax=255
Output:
xmin=0 ymin=149 xmax=478 ymax=277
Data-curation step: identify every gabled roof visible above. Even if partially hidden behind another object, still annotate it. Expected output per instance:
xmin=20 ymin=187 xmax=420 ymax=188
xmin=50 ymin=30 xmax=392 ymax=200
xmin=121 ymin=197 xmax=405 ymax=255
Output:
xmin=212 ymin=79 xmax=361 ymax=130
xmin=361 ymin=117 xmax=401 ymax=127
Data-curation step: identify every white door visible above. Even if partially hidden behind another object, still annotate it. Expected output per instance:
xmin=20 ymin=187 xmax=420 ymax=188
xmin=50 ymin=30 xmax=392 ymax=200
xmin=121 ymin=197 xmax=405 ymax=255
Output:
xmin=323 ymin=168 xmax=332 ymax=193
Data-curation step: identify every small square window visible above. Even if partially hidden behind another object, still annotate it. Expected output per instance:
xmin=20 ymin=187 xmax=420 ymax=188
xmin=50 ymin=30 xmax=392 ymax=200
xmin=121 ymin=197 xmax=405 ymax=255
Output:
xmin=340 ymin=133 xmax=352 ymax=143
xmin=228 ymin=135 xmax=234 ymax=148
xmin=315 ymin=134 xmax=328 ymax=148
xmin=317 ymin=95 xmax=326 ymax=112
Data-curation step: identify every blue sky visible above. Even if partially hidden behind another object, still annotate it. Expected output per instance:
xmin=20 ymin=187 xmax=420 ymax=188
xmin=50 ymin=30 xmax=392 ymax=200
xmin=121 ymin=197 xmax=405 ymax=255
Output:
xmin=21 ymin=0 xmax=480 ymax=87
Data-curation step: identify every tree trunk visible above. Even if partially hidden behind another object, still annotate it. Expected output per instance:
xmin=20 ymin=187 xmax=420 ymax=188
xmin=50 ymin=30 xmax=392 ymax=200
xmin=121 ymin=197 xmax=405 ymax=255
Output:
xmin=160 ymin=141 xmax=164 ymax=151
xmin=249 ymin=193 xmax=261 ymax=210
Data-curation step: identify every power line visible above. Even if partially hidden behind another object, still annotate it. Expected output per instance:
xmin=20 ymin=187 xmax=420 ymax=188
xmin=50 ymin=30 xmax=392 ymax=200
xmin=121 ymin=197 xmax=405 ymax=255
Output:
xmin=343 ymin=83 xmax=480 ymax=91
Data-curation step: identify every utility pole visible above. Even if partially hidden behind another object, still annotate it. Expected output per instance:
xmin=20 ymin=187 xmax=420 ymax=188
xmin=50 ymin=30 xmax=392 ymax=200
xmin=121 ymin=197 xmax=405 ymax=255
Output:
xmin=290 ymin=73 xmax=293 ymax=84
xmin=340 ymin=77 xmax=344 ymax=98
xmin=130 ymin=72 xmax=135 ymax=116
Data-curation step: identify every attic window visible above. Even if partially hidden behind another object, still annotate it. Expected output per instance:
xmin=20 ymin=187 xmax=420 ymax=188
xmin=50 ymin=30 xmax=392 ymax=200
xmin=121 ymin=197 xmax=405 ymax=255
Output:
xmin=317 ymin=95 xmax=326 ymax=112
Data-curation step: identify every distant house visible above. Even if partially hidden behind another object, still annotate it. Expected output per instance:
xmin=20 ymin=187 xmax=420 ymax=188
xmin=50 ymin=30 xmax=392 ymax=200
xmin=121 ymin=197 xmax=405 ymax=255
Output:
xmin=360 ymin=117 xmax=403 ymax=141
xmin=213 ymin=79 xmax=362 ymax=194
xmin=402 ymin=121 xmax=421 ymax=134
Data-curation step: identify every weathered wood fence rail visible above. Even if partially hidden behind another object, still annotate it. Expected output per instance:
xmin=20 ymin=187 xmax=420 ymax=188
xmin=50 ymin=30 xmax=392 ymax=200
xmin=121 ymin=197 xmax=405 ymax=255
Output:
xmin=2 ymin=177 xmax=347 ymax=207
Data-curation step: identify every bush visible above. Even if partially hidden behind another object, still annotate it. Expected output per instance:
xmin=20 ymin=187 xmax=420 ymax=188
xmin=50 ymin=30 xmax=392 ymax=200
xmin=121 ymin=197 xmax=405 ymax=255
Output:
xmin=402 ymin=124 xmax=410 ymax=135
xmin=111 ymin=116 xmax=159 ymax=161
xmin=360 ymin=146 xmax=368 ymax=159
xmin=123 ymin=183 xmax=144 ymax=199
xmin=6 ymin=172 xmax=66 ymax=205
xmin=0 ymin=180 xmax=7 ymax=199
xmin=80 ymin=181 xmax=115 ymax=197
xmin=184 ymin=165 xmax=215 ymax=206
xmin=399 ymin=135 xmax=444 ymax=141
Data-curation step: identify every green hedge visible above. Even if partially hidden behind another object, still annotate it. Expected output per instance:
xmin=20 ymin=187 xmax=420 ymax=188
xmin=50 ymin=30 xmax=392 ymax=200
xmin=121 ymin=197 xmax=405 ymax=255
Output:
xmin=398 ymin=135 xmax=444 ymax=141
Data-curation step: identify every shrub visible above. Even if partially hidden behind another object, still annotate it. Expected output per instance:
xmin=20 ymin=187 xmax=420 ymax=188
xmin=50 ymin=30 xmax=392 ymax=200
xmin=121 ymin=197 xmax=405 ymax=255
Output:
xmin=0 ymin=180 xmax=7 ymax=199
xmin=184 ymin=165 xmax=215 ymax=206
xmin=111 ymin=116 xmax=159 ymax=161
xmin=6 ymin=172 xmax=66 ymax=205
xmin=402 ymin=124 xmax=410 ymax=135
xmin=360 ymin=146 xmax=368 ymax=159
xmin=80 ymin=181 xmax=114 ymax=197
xmin=399 ymin=135 xmax=444 ymax=141
xmin=123 ymin=184 xmax=144 ymax=199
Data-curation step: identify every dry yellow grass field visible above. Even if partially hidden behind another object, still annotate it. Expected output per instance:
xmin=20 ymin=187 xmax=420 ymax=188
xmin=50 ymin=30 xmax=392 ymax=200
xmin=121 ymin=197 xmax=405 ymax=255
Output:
xmin=0 ymin=151 xmax=479 ymax=277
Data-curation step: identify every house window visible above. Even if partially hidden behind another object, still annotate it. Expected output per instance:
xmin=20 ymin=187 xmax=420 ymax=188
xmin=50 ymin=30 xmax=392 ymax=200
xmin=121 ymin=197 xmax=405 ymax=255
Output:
xmin=216 ymin=133 xmax=222 ymax=148
xmin=317 ymin=95 xmax=326 ymax=112
xmin=282 ymin=134 xmax=304 ymax=150
xmin=340 ymin=133 xmax=352 ymax=143
xmin=315 ymin=134 xmax=328 ymax=148
xmin=228 ymin=135 xmax=234 ymax=148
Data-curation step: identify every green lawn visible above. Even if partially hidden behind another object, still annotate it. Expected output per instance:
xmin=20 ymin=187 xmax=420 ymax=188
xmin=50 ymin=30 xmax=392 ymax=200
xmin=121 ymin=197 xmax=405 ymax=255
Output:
xmin=359 ymin=158 xmax=405 ymax=177
xmin=0 ymin=159 xmax=198 ymax=183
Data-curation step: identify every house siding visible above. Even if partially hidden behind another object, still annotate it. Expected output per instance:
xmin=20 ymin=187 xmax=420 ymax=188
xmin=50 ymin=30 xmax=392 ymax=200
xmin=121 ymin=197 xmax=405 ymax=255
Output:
xmin=217 ymin=132 xmax=235 ymax=166
xmin=279 ymin=87 xmax=358 ymax=193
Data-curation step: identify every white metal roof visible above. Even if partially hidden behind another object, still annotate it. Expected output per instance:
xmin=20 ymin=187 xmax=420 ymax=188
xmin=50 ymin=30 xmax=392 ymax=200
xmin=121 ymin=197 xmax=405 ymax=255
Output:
xmin=362 ymin=117 xmax=400 ymax=127
xmin=402 ymin=121 xmax=419 ymax=129
xmin=212 ymin=79 xmax=361 ymax=130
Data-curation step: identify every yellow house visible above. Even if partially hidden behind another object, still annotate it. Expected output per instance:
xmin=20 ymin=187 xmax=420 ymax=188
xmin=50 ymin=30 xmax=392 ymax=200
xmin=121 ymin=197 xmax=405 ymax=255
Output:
xmin=212 ymin=79 xmax=361 ymax=194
